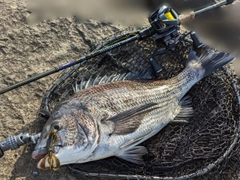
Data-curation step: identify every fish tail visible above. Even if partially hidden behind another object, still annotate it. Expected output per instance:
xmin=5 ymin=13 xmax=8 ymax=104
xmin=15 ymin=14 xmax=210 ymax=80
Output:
xmin=187 ymin=46 xmax=235 ymax=79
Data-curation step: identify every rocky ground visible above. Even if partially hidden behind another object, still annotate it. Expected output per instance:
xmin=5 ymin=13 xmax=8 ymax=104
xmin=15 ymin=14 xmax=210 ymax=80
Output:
xmin=0 ymin=0 xmax=239 ymax=180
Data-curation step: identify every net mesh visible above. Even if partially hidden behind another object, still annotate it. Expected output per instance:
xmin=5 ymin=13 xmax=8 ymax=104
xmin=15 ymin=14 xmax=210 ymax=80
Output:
xmin=37 ymin=27 xmax=240 ymax=179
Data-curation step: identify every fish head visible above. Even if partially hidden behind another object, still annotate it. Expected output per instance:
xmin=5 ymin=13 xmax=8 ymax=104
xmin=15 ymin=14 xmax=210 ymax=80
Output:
xmin=32 ymin=100 xmax=99 ymax=169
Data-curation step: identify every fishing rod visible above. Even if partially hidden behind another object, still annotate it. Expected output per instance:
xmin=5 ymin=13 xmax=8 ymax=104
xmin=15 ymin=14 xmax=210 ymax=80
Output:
xmin=0 ymin=0 xmax=234 ymax=95
xmin=0 ymin=133 xmax=41 ymax=158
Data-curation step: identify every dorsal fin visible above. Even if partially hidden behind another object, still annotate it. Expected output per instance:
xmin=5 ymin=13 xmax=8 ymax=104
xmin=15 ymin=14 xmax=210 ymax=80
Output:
xmin=92 ymin=72 xmax=101 ymax=86
xmin=74 ymin=69 xmax=154 ymax=92
xmin=85 ymin=75 xmax=93 ymax=89
xmin=80 ymin=76 xmax=86 ymax=90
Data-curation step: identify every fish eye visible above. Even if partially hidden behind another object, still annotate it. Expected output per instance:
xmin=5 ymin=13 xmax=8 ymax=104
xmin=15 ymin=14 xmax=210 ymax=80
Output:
xmin=51 ymin=122 xmax=62 ymax=131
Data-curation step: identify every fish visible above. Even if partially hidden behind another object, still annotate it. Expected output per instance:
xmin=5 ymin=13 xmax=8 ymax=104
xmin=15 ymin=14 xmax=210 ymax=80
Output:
xmin=32 ymin=46 xmax=234 ymax=170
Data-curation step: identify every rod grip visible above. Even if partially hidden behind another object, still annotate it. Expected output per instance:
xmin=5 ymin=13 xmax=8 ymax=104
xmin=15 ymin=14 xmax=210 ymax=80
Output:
xmin=179 ymin=11 xmax=195 ymax=24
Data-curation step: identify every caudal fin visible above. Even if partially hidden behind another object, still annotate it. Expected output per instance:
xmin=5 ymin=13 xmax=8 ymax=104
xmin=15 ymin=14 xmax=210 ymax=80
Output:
xmin=187 ymin=46 xmax=235 ymax=79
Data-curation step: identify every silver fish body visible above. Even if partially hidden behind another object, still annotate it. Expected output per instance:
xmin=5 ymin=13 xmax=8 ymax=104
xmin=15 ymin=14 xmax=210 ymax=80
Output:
xmin=32 ymin=47 xmax=234 ymax=169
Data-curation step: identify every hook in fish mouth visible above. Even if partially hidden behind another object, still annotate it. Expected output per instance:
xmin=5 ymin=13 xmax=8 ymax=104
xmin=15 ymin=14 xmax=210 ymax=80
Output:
xmin=32 ymin=145 xmax=61 ymax=160
xmin=35 ymin=129 xmax=61 ymax=171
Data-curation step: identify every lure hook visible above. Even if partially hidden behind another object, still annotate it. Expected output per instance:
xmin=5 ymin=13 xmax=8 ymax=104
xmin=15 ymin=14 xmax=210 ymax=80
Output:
xmin=40 ymin=130 xmax=60 ymax=171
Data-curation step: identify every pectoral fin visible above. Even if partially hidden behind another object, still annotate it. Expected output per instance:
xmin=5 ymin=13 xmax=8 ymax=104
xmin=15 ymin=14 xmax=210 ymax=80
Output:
xmin=116 ymin=146 xmax=148 ymax=164
xmin=102 ymin=103 xmax=158 ymax=135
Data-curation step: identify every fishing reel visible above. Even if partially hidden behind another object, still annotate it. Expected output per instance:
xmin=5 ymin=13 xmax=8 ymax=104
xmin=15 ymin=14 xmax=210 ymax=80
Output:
xmin=139 ymin=6 xmax=180 ymax=43
xmin=145 ymin=6 xmax=204 ymax=73
xmin=142 ymin=0 xmax=234 ymax=73
xmin=149 ymin=6 xmax=180 ymax=43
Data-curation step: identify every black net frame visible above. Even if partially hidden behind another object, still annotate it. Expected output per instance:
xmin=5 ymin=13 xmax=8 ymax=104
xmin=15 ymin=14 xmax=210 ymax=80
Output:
xmin=37 ymin=27 xmax=240 ymax=180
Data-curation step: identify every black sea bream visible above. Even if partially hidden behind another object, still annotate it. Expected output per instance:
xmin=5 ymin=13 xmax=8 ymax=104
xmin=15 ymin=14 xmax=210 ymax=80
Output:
xmin=32 ymin=47 xmax=234 ymax=170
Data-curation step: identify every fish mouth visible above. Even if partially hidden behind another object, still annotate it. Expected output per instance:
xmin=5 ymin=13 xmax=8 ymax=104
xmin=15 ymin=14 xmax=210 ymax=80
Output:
xmin=32 ymin=147 xmax=48 ymax=159
xmin=32 ymin=146 xmax=61 ymax=160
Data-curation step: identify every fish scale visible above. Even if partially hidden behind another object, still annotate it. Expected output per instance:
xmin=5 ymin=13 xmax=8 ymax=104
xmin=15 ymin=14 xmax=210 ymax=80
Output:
xmin=86 ymin=82 xmax=175 ymax=118
xmin=66 ymin=117 xmax=78 ymax=146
